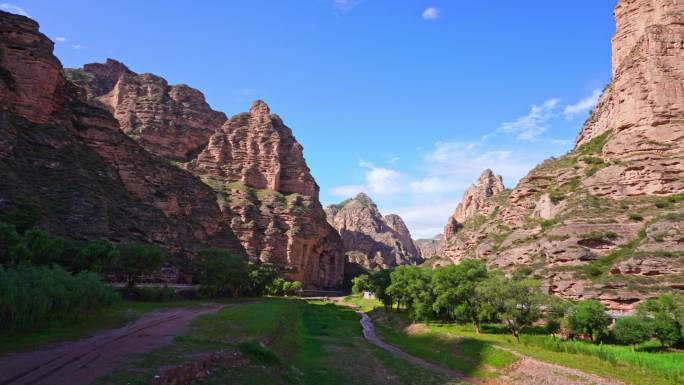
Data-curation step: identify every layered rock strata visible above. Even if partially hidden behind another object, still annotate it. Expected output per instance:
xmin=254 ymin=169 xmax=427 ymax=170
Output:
xmin=325 ymin=193 xmax=422 ymax=270
xmin=438 ymin=0 xmax=684 ymax=312
xmin=0 ymin=11 xmax=243 ymax=265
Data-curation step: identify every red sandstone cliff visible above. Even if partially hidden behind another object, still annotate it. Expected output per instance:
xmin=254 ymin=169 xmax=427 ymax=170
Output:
xmin=438 ymin=0 xmax=684 ymax=312
xmin=325 ymin=193 xmax=422 ymax=270
xmin=64 ymin=54 xmax=343 ymax=289
xmin=65 ymin=60 xmax=226 ymax=161
xmin=0 ymin=11 xmax=243 ymax=266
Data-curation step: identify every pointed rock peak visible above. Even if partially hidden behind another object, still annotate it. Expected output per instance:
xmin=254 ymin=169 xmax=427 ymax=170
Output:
xmin=103 ymin=58 xmax=132 ymax=72
xmin=475 ymin=169 xmax=505 ymax=190
xmin=249 ymin=100 xmax=271 ymax=116
xmin=354 ymin=192 xmax=376 ymax=206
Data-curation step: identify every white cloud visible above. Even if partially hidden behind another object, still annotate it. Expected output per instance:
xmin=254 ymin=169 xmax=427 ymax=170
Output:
xmin=382 ymin=201 xmax=458 ymax=239
xmin=422 ymin=7 xmax=439 ymax=20
xmin=498 ymin=98 xmax=560 ymax=141
xmin=55 ymin=36 xmax=68 ymax=43
xmin=564 ymin=89 xmax=601 ymax=119
xmin=0 ymin=3 xmax=28 ymax=16
xmin=333 ymin=0 xmax=363 ymax=12
xmin=330 ymin=184 xmax=365 ymax=198
xmin=71 ymin=44 xmax=86 ymax=51
xmin=365 ymin=165 xmax=401 ymax=196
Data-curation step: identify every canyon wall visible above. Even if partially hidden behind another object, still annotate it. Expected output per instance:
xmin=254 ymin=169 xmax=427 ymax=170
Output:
xmin=0 ymin=11 xmax=244 ymax=267
xmin=437 ymin=0 xmax=684 ymax=312
xmin=0 ymin=11 xmax=343 ymax=288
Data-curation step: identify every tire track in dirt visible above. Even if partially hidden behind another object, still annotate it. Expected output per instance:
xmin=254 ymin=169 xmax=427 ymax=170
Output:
xmin=0 ymin=304 xmax=223 ymax=385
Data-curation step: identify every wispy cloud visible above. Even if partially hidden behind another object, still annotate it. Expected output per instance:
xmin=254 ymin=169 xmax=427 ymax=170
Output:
xmin=333 ymin=0 xmax=363 ymax=12
xmin=0 ymin=3 xmax=29 ymax=16
xmin=422 ymin=7 xmax=440 ymax=20
xmin=498 ymin=98 xmax=560 ymax=141
xmin=564 ymin=89 xmax=601 ymax=119
xmin=329 ymin=160 xmax=402 ymax=199
xmin=55 ymin=36 xmax=68 ymax=43
xmin=71 ymin=44 xmax=86 ymax=51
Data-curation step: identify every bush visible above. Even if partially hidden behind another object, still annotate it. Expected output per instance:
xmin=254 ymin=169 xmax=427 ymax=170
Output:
xmin=0 ymin=264 xmax=119 ymax=333
xmin=113 ymin=243 xmax=166 ymax=288
xmin=614 ymin=317 xmax=653 ymax=350
xmin=195 ymin=248 xmax=249 ymax=298
xmin=568 ymin=300 xmax=611 ymax=343
xmin=628 ymin=213 xmax=644 ymax=222
xmin=351 ymin=274 xmax=371 ymax=294
xmin=265 ymin=278 xmax=303 ymax=296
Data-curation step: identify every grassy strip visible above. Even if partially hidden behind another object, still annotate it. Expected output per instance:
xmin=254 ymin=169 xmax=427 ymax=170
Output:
xmin=97 ymin=299 xmax=458 ymax=385
xmin=428 ymin=322 xmax=681 ymax=385
xmin=373 ymin=313 xmax=517 ymax=379
xmin=0 ymin=300 xmax=199 ymax=356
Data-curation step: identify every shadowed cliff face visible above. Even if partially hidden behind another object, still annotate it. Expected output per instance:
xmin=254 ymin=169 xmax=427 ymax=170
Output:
xmin=325 ymin=193 xmax=422 ymax=271
xmin=438 ymin=0 xmax=684 ymax=312
xmin=0 ymin=11 xmax=244 ymax=267
xmin=67 ymin=61 xmax=344 ymax=289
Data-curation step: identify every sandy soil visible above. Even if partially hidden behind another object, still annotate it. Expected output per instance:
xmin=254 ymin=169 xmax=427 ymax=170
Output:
xmin=0 ymin=305 xmax=221 ymax=385
xmin=489 ymin=346 xmax=625 ymax=385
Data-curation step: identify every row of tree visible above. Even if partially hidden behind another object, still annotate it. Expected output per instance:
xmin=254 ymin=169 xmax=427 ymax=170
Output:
xmin=352 ymin=260 xmax=684 ymax=347
xmin=1 ymin=221 xmax=303 ymax=299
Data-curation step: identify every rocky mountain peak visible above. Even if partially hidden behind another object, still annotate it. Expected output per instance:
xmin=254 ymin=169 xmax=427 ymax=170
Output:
xmin=189 ymin=100 xmax=320 ymax=198
xmin=65 ymin=59 xmax=226 ymax=161
xmin=449 ymin=169 xmax=505 ymax=225
xmin=325 ymin=194 xmax=422 ymax=270
xmin=249 ymin=99 xmax=271 ymax=116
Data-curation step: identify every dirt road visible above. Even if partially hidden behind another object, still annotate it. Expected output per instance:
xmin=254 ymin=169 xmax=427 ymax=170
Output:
xmin=357 ymin=312 xmax=482 ymax=385
xmin=0 ymin=305 xmax=222 ymax=385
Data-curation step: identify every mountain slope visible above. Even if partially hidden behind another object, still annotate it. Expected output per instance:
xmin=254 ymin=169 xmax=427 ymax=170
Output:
xmin=67 ymin=60 xmax=344 ymax=288
xmin=0 ymin=11 xmax=244 ymax=271
xmin=438 ymin=0 xmax=684 ymax=312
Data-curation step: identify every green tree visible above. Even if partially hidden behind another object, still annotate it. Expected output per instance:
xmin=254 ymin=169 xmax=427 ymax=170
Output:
xmin=432 ymin=259 xmax=488 ymax=332
xmin=387 ymin=266 xmax=433 ymax=318
xmin=351 ymin=274 xmax=371 ymax=294
xmin=0 ymin=222 xmax=19 ymax=264
xmin=614 ymin=316 xmax=653 ymax=351
xmin=567 ymin=300 xmax=611 ymax=343
xmin=482 ymin=277 xmax=544 ymax=342
xmin=113 ymin=243 xmax=166 ymax=288
xmin=74 ymin=240 xmax=115 ymax=273
xmin=545 ymin=295 xmax=571 ymax=339
xmin=636 ymin=294 xmax=683 ymax=347
xmin=14 ymin=228 xmax=66 ymax=266
xmin=245 ymin=263 xmax=279 ymax=296
xmin=195 ymin=248 xmax=248 ymax=298
xmin=369 ymin=269 xmax=393 ymax=311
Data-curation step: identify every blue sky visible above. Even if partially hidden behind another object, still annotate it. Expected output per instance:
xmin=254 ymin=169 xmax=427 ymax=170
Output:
xmin=2 ymin=1 xmax=616 ymax=238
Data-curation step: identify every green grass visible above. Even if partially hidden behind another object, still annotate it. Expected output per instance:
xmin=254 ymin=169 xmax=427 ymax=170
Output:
xmin=578 ymin=129 xmax=613 ymax=155
xmin=373 ymin=313 xmax=517 ymax=379
xmin=371 ymin=312 xmax=683 ymax=385
xmin=95 ymin=299 xmax=457 ymax=385
xmin=0 ymin=300 xmax=200 ymax=356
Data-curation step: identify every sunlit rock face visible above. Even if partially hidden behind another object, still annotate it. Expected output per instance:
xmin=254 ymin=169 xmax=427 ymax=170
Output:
xmin=2 ymin=11 xmax=343 ymax=288
xmin=437 ymin=0 xmax=684 ymax=313
xmin=0 ymin=10 xmax=244 ymax=265
xmin=325 ymin=193 xmax=422 ymax=270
